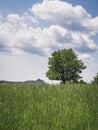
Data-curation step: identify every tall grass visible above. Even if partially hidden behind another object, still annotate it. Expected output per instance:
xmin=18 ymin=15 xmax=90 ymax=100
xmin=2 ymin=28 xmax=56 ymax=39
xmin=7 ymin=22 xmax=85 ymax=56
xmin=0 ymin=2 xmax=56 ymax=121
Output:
xmin=0 ymin=83 xmax=98 ymax=130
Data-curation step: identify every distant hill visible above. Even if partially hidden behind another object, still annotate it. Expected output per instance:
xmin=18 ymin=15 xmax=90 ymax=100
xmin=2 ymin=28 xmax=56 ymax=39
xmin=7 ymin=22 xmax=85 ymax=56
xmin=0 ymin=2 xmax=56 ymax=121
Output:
xmin=24 ymin=79 xmax=45 ymax=84
xmin=0 ymin=80 xmax=16 ymax=83
xmin=0 ymin=79 xmax=45 ymax=84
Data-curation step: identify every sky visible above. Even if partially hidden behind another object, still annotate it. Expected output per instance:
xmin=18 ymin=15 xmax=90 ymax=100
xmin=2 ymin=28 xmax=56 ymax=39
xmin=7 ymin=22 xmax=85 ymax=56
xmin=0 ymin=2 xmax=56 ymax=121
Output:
xmin=0 ymin=0 xmax=98 ymax=83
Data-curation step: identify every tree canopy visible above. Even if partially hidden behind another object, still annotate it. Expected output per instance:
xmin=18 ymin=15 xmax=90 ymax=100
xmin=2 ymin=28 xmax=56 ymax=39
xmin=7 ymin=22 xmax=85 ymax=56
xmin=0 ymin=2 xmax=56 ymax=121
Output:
xmin=46 ymin=49 xmax=86 ymax=84
xmin=92 ymin=73 xmax=98 ymax=85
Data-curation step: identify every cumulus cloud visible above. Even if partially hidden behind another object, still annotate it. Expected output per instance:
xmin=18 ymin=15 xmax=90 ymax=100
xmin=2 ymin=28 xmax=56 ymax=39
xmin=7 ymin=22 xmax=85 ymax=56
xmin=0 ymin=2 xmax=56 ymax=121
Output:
xmin=78 ymin=54 xmax=93 ymax=64
xmin=0 ymin=15 xmax=3 ymax=20
xmin=32 ymin=0 xmax=90 ymax=23
xmin=32 ymin=0 xmax=98 ymax=33
xmin=0 ymin=0 xmax=98 ymax=58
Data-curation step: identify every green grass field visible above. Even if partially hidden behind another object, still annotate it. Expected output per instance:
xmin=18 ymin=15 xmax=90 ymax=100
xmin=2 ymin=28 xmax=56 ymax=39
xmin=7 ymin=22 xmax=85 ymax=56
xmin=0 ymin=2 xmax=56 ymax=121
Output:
xmin=0 ymin=83 xmax=98 ymax=130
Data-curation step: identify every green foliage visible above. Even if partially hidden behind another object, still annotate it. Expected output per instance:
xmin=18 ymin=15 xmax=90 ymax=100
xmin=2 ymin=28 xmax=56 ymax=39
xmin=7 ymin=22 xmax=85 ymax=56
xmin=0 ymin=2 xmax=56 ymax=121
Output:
xmin=77 ymin=80 xmax=87 ymax=84
xmin=92 ymin=73 xmax=98 ymax=85
xmin=46 ymin=49 xmax=86 ymax=84
xmin=0 ymin=83 xmax=98 ymax=130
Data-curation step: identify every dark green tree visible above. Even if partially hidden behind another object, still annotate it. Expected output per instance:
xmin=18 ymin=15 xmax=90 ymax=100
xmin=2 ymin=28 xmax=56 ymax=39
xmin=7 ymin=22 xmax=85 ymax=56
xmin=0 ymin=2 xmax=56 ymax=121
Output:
xmin=91 ymin=73 xmax=98 ymax=85
xmin=46 ymin=49 xmax=86 ymax=84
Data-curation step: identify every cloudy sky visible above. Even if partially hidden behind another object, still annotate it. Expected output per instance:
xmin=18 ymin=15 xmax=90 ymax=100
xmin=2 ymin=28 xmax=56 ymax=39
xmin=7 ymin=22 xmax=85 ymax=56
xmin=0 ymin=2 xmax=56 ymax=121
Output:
xmin=0 ymin=0 xmax=98 ymax=83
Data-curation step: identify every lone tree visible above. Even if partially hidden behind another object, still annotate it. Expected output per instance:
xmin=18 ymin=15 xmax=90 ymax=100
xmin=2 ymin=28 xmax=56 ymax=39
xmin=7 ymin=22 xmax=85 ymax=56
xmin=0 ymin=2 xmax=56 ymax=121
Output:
xmin=46 ymin=49 xmax=86 ymax=84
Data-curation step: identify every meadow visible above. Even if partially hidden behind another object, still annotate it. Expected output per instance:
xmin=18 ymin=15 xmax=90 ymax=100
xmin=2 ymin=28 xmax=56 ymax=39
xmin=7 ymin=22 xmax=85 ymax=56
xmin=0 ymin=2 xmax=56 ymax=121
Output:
xmin=0 ymin=83 xmax=98 ymax=130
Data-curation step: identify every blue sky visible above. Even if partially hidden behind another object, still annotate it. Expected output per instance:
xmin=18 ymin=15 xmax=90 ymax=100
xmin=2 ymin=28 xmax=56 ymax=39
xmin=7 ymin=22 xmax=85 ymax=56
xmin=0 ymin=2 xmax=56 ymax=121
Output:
xmin=0 ymin=0 xmax=98 ymax=83
xmin=0 ymin=0 xmax=98 ymax=17
xmin=64 ymin=0 xmax=98 ymax=17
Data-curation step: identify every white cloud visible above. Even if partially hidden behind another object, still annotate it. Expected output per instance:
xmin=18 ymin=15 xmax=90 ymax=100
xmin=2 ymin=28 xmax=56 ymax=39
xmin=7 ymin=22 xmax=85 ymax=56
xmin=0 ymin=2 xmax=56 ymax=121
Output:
xmin=7 ymin=14 xmax=21 ymax=23
xmin=78 ymin=53 xmax=93 ymax=64
xmin=32 ymin=0 xmax=91 ymax=23
xmin=0 ymin=15 xmax=3 ymax=20
xmin=31 ymin=0 xmax=98 ymax=53
xmin=82 ymin=16 xmax=98 ymax=34
xmin=32 ymin=0 xmax=96 ymax=33
xmin=0 ymin=0 xmax=98 ymax=57
xmin=7 ymin=13 xmax=38 ymax=24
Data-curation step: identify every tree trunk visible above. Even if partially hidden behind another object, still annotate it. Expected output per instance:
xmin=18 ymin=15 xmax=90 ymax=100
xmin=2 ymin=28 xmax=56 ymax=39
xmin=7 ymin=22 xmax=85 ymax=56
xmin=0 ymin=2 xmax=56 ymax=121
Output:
xmin=62 ymin=79 xmax=66 ymax=84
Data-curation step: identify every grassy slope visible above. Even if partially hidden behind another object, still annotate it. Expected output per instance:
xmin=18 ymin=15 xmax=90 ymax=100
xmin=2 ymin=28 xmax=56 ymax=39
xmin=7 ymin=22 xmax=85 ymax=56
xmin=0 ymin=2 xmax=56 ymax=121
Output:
xmin=0 ymin=83 xmax=98 ymax=130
